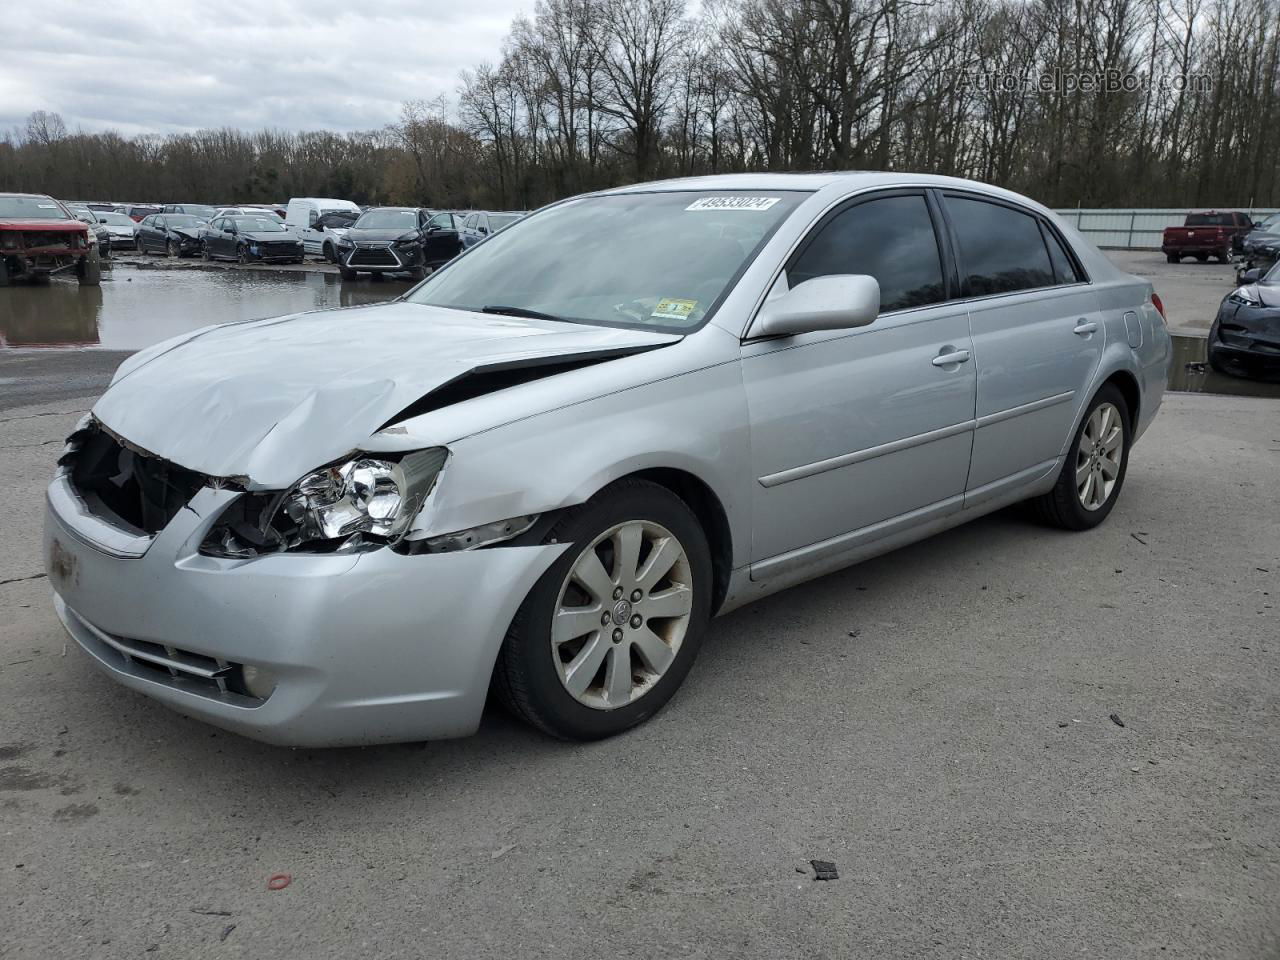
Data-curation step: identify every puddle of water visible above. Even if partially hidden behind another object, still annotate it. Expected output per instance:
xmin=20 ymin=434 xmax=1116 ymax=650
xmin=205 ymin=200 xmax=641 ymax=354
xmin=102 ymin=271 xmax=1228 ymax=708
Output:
xmin=1168 ymin=334 xmax=1280 ymax=399
xmin=0 ymin=267 xmax=411 ymax=350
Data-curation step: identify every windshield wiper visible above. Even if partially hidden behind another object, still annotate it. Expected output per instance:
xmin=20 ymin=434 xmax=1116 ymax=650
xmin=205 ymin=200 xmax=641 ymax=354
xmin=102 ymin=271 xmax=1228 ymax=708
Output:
xmin=481 ymin=304 xmax=567 ymax=323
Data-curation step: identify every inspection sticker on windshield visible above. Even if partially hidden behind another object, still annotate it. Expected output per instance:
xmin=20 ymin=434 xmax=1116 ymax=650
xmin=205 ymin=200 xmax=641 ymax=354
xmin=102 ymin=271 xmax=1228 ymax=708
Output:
xmin=652 ymin=298 xmax=698 ymax=321
xmin=686 ymin=196 xmax=779 ymax=212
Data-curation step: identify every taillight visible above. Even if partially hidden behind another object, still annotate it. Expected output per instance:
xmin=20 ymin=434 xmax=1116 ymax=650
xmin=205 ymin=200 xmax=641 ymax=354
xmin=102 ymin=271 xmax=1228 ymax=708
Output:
xmin=1151 ymin=293 xmax=1166 ymax=320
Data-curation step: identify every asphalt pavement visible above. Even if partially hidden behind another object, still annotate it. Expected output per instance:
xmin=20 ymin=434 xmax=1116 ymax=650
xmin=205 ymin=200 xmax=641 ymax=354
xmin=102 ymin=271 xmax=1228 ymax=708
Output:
xmin=1 ymin=384 xmax=1278 ymax=958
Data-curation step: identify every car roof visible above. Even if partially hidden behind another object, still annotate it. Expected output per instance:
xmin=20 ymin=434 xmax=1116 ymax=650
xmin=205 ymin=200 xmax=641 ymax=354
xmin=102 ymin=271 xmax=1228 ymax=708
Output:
xmin=0 ymin=192 xmax=56 ymax=199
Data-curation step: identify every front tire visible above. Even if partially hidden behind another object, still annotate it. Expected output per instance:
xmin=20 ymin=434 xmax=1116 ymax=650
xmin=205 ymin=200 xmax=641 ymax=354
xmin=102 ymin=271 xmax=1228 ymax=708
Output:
xmin=76 ymin=255 xmax=101 ymax=286
xmin=338 ymin=263 xmax=358 ymax=281
xmin=167 ymin=239 xmax=180 ymax=258
xmin=1030 ymin=385 xmax=1131 ymax=530
xmin=236 ymin=244 xmax=249 ymax=265
xmin=494 ymin=479 xmax=712 ymax=740
xmin=323 ymin=242 xmax=336 ymax=263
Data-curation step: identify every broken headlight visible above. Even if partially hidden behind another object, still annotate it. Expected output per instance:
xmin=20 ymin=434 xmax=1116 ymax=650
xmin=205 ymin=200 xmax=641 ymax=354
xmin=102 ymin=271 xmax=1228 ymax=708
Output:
xmin=202 ymin=448 xmax=448 ymax=557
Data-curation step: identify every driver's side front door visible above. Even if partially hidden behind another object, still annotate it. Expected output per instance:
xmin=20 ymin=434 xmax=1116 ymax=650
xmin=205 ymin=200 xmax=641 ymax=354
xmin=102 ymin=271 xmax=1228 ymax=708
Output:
xmin=740 ymin=190 xmax=977 ymax=578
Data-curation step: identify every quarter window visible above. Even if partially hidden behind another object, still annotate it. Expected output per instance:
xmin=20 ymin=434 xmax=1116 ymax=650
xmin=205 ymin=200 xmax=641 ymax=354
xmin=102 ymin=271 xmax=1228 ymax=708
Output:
xmin=788 ymin=194 xmax=946 ymax=313
xmin=946 ymin=196 xmax=1055 ymax=296
xmin=1041 ymin=224 xmax=1083 ymax=285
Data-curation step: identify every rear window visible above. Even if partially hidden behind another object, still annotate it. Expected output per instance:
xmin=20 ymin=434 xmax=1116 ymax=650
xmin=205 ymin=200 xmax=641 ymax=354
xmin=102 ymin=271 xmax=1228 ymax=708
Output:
xmin=1186 ymin=213 xmax=1233 ymax=226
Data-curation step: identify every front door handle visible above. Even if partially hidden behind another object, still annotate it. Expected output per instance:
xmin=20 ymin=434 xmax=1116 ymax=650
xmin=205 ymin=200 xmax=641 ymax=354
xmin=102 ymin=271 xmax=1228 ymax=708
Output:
xmin=932 ymin=349 xmax=971 ymax=367
xmin=1073 ymin=319 xmax=1099 ymax=336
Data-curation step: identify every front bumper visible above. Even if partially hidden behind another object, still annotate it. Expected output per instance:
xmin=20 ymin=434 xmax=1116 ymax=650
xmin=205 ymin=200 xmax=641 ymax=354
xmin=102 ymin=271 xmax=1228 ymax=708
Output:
xmin=44 ymin=473 xmax=565 ymax=746
xmin=1208 ymin=313 xmax=1280 ymax=381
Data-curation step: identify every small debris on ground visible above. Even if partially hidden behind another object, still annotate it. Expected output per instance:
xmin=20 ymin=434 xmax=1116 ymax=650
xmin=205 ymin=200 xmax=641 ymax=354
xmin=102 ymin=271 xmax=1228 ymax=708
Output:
xmin=810 ymin=860 xmax=839 ymax=881
xmin=267 ymin=873 xmax=291 ymax=891
xmin=1130 ymin=766 xmax=1141 ymax=773
xmin=490 ymin=843 xmax=517 ymax=860
xmin=1130 ymin=532 xmax=1149 ymax=545
xmin=847 ymin=629 xmax=860 ymax=638
xmin=189 ymin=908 xmax=233 ymax=917
xmin=1057 ymin=722 xmax=1069 ymax=728
xmin=1110 ymin=713 xmax=1126 ymax=728
xmin=219 ymin=925 xmax=237 ymax=943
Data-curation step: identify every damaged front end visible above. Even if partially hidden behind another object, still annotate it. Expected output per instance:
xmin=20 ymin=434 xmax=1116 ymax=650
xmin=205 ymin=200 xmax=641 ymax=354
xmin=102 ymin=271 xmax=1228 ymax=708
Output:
xmin=61 ymin=419 xmax=458 ymax=558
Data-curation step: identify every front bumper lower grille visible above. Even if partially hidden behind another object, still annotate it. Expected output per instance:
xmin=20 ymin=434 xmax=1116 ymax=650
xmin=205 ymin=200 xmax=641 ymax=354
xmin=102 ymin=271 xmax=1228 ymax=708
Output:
xmin=64 ymin=603 xmax=267 ymax=706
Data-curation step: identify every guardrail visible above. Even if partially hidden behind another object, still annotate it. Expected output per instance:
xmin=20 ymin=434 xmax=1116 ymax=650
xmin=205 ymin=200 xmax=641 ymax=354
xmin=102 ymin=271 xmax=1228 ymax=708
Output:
xmin=1052 ymin=208 xmax=1280 ymax=250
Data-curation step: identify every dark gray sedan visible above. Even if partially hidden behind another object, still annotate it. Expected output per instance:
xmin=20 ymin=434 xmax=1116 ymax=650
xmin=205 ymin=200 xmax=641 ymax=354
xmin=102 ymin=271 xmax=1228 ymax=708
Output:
xmin=201 ymin=215 xmax=303 ymax=264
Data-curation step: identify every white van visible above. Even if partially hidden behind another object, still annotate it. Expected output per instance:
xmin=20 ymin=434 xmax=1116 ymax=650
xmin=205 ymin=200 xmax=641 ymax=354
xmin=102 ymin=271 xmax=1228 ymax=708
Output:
xmin=285 ymin=198 xmax=362 ymax=259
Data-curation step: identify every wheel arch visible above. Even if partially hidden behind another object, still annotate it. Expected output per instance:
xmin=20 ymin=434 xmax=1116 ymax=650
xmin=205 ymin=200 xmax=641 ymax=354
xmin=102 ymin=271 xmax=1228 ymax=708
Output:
xmin=1100 ymin=368 xmax=1141 ymax=427
xmin=621 ymin=467 xmax=733 ymax=616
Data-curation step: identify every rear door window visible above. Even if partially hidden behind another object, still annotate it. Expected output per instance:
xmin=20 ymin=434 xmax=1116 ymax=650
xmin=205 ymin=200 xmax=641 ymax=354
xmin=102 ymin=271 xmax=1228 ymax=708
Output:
xmin=787 ymin=193 xmax=946 ymax=313
xmin=945 ymin=196 xmax=1055 ymax=296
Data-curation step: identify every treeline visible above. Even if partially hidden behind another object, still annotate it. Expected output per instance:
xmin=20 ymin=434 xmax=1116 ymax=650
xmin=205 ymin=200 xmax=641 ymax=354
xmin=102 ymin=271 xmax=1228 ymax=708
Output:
xmin=3 ymin=0 xmax=1278 ymax=210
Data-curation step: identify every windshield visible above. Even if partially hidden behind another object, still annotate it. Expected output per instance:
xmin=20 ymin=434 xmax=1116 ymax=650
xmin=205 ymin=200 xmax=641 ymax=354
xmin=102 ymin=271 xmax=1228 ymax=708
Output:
xmin=98 ymin=212 xmax=135 ymax=226
xmin=488 ymin=214 xmax=522 ymax=231
xmin=355 ymin=209 xmax=419 ymax=229
xmin=410 ymin=191 xmax=804 ymax=331
xmin=233 ymin=216 xmax=285 ymax=233
xmin=180 ymin=205 xmax=217 ymax=218
xmin=166 ymin=215 xmax=207 ymax=228
xmin=0 ymin=196 xmax=71 ymax=219
xmin=318 ymin=212 xmax=357 ymax=228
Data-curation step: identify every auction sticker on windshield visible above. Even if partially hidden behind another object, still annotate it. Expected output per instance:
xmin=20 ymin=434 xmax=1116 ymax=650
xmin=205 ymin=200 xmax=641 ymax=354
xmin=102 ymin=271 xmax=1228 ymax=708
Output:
xmin=685 ymin=196 xmax=780 ymax=212
xmin=652 ymin=298 xmax=698 ymax=321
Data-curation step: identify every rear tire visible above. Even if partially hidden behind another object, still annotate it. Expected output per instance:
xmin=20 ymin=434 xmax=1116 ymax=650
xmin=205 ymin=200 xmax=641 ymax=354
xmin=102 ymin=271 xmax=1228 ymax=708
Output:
xmin=494 ymin=479 xmax=712 ymax=741
xmin=0 ymin=257 xmax=10 ymax=287
xmin=1030 ymin=384 xmax=1131 ymax=531
xmin=1217 ymin=245 xmax=1232 ymax=263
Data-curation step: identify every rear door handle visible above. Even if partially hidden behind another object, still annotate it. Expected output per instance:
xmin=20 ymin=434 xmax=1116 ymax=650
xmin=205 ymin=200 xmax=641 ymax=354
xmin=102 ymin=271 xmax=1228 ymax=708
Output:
xmin=1073 ymin=319 xmax=1099 ymax=335
xmin=932 ymin=349 xmax=971 ymax=367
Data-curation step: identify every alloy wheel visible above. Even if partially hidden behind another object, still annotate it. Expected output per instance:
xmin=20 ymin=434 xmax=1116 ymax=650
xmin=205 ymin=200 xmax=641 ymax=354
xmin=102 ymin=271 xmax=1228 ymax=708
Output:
xmin=1076 ymin=402 xmax=1124 ymax=511
xmin=552 ymin=520 xmax=693 ymax=710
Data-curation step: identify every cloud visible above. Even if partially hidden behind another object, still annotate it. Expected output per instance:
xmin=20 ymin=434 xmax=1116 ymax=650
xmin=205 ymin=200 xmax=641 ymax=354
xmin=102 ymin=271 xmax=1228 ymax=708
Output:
xmin=0 ymin=0 xmax=527 ymax=135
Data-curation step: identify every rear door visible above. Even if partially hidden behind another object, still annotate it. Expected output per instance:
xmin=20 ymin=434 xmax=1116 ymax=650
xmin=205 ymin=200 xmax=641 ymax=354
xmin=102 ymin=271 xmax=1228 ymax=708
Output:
xmin=940 ymin=193 xmax=1103 ymax=500
xmin=741 ymin=190 xmax=976 ymax=573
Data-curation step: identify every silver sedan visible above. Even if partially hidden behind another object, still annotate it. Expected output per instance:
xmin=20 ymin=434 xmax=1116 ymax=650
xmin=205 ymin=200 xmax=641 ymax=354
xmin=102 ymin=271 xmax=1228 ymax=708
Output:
xmin=44 ymin=173 xmax=1171 ymax=746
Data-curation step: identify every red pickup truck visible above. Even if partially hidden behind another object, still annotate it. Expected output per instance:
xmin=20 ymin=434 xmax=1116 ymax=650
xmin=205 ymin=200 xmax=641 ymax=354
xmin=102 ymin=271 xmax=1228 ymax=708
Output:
xmin=1162 ymin=211 xmax=1253 ymax=264
xmin=0 ymin=193 xmax=101 ymax=286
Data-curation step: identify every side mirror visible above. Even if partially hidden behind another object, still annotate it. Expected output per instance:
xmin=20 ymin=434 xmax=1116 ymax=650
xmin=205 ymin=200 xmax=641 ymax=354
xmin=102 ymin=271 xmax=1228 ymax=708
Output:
xmin=752 ymin=274 xmax=881 ymax=338
xmin=1238 ymin=268 xmax=1262 ymax=285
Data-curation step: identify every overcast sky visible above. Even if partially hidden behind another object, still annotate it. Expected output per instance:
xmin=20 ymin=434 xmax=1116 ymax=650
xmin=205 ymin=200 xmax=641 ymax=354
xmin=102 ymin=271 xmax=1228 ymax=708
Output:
xmin=0 ymin=0 xmax=527 ymax=136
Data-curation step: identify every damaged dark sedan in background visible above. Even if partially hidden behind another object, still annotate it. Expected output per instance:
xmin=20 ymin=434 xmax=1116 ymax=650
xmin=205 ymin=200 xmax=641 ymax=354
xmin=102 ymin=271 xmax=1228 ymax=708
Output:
xmin=1210 ymin=260 xmax=1280 ymax=380
xmin=135 ymin=213 xmax=209 ymax=257
xmin=201 ymin=214 xmax=304 ymax=264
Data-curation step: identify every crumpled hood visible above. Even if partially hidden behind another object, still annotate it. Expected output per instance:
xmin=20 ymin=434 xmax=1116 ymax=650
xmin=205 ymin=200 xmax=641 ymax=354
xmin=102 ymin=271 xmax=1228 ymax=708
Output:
xmin=1254 ymin=283 xmax=1280 ymax=309
xmin=93 ymin=301 xmax=680 ymax=488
